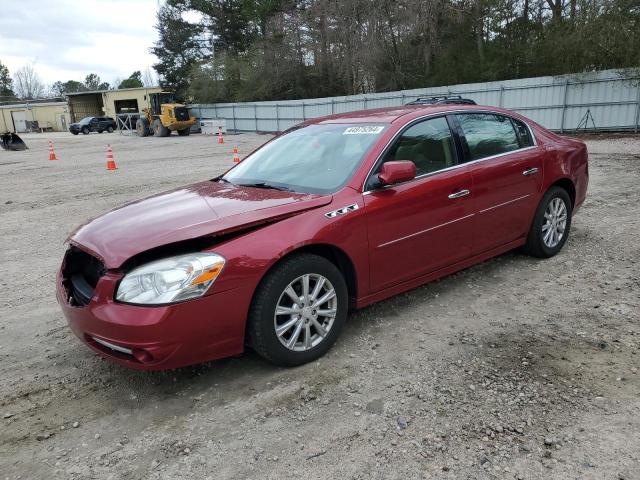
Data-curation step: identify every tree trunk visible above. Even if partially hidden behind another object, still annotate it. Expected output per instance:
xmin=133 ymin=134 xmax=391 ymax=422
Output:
xmin=546 ymin=0 xmax=563 ymax=22
xmin=570 ymin=0 xmax=577 ymax=22
xmin=474 ymin=0 xmax=485 ymax=62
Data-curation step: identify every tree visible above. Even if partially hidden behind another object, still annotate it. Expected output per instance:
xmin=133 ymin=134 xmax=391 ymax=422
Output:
xmin=118 ymin=71 xmax=144 ymax=89
xmin=151 ymin=0 xmax=640 ymax=103
xmin=142 ymin=67 xmax=158 ymax=87
xmin=152 ymin=3 xmax=207 ymax=100
xmin=13 ymin=63 xmax=45 ymax=99
xmin=0 ymin=60 xmax=15 ymax=100
xmin=50 ymin=79 xmax=88 ymax=96
xmin=49 ymin=81 xmax=67 ymax=97
xmin=84 ymin=73 xmax=109 ymax=91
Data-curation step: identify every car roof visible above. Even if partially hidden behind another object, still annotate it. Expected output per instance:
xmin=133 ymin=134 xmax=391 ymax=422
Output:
xmin=308 ymin=104 xmax=523 ymax=125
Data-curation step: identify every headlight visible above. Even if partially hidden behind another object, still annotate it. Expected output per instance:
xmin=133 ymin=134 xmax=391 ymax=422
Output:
xmin=116 ymin=252 xmax=225 ymax=305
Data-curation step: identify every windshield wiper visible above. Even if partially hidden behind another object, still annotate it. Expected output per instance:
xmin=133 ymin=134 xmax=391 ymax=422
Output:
xmin=237 ymin=182 xmax=292 ymax=192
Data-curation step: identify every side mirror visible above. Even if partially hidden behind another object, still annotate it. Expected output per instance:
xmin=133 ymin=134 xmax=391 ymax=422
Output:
xmin=378 ymin=161 xmax=417 ymax=186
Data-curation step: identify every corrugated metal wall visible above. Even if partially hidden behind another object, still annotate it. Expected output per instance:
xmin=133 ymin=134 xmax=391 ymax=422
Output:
xmin=189 ymin=68 xmax=640 ymax=133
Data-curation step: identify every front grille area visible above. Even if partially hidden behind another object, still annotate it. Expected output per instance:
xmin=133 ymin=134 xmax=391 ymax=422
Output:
xmin=174 ymin=107 xmax=189 ymax=121
xmin=62 ymin=247 xmax=105 ymax=306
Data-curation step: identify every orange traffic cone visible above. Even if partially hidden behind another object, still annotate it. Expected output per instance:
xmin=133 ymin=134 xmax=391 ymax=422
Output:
xmin=218 ymin=126 xmax=224 ymax=144
xmin=106 ymin=144 xmax=118 ymax=170
xmin=233 ymin=147 xmax=240 ymax=163
xmin=48 ymin=140 xmax=58 ymax=161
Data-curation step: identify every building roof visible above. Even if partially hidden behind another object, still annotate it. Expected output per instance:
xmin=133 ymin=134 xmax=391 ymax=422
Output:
xmin=65 ymin=86 xmax=161 ymax=96
xmin=0 ymin=100 xmax=67 ymax=109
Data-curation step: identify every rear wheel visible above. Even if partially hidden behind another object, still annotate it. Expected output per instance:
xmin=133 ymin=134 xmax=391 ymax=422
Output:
xmin=153 ymin=119 xmax=170 ymax=137
xmin=177 ymin=128 xmax=190 ymax=136
xmin=523 ymin=186 xmax=572 ymax=258
xmin=107 ymin=126 xmax=114 ymax=133
xmin=248 ymin=254 xmax=348 ymax=366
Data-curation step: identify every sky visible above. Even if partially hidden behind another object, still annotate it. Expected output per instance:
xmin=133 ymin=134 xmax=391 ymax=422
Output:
xmin=0 ymin=0 xmax=162 ymax=88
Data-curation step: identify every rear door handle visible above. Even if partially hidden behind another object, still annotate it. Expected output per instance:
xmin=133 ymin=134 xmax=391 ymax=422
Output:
xmin=448 ymin=189 xmax=470 ymax=199
xmin=523 ymin=167 xmax=539 ymax=176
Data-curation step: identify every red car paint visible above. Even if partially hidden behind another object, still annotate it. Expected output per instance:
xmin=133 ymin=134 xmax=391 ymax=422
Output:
xmin=70 ymin=181 xmax=333 ymax=269
xmin=57 ymin=104 xmax=588 ymax=370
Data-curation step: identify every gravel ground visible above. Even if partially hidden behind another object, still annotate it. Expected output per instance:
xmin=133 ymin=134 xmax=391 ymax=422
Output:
xmin=0 ymin=131 xmax=639 ymax=480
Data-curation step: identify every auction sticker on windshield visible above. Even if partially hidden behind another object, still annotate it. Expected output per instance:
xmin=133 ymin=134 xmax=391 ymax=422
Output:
xmin=343 ymin=126 xmax=385 ymax=135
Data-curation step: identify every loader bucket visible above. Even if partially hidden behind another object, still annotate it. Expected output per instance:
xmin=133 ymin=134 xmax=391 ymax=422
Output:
xmin=1 ymin=133 xmax=28 ymax=151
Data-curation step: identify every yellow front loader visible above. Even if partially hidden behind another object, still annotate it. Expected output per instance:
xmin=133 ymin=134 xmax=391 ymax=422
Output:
xmin=135 ymin=92 xmax=196 ymax=137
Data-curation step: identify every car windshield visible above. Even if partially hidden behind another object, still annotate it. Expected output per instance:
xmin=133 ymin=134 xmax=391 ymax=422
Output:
xmin=79 ymin=117 xmax=93 ymax=124
xmin=222 ymin=123 xmax=387 ymax=194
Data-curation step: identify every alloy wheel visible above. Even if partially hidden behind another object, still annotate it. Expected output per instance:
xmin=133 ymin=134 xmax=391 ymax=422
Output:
xmin=274 ymin=273 xmax=337 ymax=352
xmin=542 ymin=197 xmax=567 ymax=248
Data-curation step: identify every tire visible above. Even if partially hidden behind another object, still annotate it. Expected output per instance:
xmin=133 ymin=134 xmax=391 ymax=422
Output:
xmin=107 ymin=126 xmax=114 ymax=133
xmin=153 ymin=118 xmax=170 ymax=137
xmin=136 ymin=119 xmax=149 ymax=137
xmin=177 ymin=128 xmax=190 ymax=136
xmin=523 ymin=186 xmax=572 ymax=258
xmin=82 ymin=127 xmax=90 ymax=135
xmin=71 ymin=131 xmax=78 ymax=135
xmin=247 ymin=253 xmax=348 ymax=367
xmin=97 ymin=129 xmax=103 ymax=134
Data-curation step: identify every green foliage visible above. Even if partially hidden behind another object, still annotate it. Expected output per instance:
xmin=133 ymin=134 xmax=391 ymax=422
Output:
xmin=50 ymin=74 xmax=110 ymax=96
xmin=0 ymin=60 xmax=15 ymax=100
xmin=50 ymin=80 xmax=84 ymax=96
xmin=152 ymin=3 xmax=206 ymax=100
xmin=84 ymin=73 xmax=110 ymax=91
xmin=118 ymin=71 xmax=143 ymax=89
xmin=152 ymin=0 xmax=640 ymax=103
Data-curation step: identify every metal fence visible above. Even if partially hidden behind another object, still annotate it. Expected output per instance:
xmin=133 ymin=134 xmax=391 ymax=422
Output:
xmin=189 ymin=68 xmax=640 ymax=134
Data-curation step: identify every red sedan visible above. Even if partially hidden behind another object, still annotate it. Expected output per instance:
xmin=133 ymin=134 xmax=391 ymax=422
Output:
xmin=57 ymin=103 xmax=588 ymax=369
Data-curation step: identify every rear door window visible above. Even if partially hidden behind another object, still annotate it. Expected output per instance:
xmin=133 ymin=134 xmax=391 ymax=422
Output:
xmin=456 ymin=113 xmax=520 ymax=161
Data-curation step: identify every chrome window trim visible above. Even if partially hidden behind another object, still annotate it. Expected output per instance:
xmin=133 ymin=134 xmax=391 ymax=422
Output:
xmin=361 ymin=109 xmax=538 ymax=195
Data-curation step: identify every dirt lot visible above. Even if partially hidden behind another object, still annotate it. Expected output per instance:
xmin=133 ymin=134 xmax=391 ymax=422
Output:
xmin=1 ymin=131 xmax=639 ymax=480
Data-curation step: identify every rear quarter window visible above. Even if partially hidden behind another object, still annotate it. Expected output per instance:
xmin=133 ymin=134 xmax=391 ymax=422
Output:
xmin=511 ymin=118 xmax=534 ymax=147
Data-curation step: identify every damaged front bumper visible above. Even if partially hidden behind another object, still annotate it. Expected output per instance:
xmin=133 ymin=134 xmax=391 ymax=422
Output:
xmin=56 ymin=265 xmax=252 ymax=370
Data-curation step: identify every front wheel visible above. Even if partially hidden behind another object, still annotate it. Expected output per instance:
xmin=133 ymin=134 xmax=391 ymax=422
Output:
xmin=247 ymin=254 xmax=348 ymax=366
xmin=153 ymin=119 xmax=170 ymax=137
xmin=81 ymin=127 xmax=89 ymax=135
xmin=523 ymin=186 xmax=572 ymax=258
xmin=136 ymin=118 xmax=149 ymax=137
xmin=107 ymin=126 xmax=114 ymax=133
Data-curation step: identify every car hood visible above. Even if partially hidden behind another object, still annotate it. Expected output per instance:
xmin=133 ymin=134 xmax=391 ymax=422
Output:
xmin=70 ymin=181 xmax=332 ymax=268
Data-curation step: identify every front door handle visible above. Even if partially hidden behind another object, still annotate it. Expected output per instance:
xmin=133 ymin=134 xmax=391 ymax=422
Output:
xmin=523 ymin=167 xmax=539 ymax=176
xmin=448 ymin=189 xmax=470 ymax=199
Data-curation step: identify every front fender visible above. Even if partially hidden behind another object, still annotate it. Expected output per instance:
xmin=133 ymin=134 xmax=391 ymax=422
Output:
xmin=209 ymin=188 xmax=369 ymax=305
